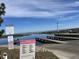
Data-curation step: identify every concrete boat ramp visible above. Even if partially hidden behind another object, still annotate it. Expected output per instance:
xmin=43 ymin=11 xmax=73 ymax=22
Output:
xmin=44 ymin=40 xmax=79 ymax=59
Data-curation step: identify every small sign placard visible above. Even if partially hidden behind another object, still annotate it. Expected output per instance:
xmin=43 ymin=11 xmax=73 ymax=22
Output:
xmin=8 ymin=36 xmax=14 ymax=49
xmin=20 ymin=40 xmax=36 ymax=59
xmin=6 ymin=25 xmax=14 ymax=35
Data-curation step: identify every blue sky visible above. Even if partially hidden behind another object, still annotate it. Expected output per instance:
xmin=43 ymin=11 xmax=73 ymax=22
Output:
xmin=0 ymin=0 xmax=79 ymax=33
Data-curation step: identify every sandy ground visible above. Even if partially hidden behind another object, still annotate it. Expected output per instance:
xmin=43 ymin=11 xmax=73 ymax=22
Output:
xmin=0 ymin=45 xmax=59 ymax=59
xmin=1 ymin=40 xmax=79 ymax=59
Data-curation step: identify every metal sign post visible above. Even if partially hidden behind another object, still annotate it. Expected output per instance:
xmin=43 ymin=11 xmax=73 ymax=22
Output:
xmin=6 ymin=25 xmax=14 ymax=49
xmin=20 ymin=40 xmax=36 ymax=59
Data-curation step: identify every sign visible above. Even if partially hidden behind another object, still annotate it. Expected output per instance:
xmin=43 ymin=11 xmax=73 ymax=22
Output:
xmin=5 ymin=25 xmax=14 ymax=49
xmin=7 ymin=36 xmax=14 ymax=49
xmin=6 ymin=25 xmax=14 ymax=35
xmin=20 ymin=40 xmax=36 ymax=59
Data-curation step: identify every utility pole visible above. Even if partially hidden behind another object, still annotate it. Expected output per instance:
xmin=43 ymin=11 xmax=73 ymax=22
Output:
xmin=57 ymin=16 xmax=62 ymax=34
xmin=57 ymin=20 xmax=59 ymax=34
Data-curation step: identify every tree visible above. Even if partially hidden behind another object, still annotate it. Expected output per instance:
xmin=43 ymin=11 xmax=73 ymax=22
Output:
xmin=0 ymin=3 xmax=6 ymax=37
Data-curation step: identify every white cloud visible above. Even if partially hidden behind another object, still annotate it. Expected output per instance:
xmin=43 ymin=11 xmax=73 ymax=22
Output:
xmin=74 ymin=1 xmax=79 ymax=6
xmin=0 ymin=0 xmax=79 ymax=19
xmin=58 ymin=15 xmax=79 ymax=21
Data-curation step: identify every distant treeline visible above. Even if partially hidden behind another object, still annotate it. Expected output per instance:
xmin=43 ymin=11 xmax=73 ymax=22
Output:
xmin=40 ymin=28 xmax=79 ymax=34
xmin=1 ymin=28 xmax=79 ymax=38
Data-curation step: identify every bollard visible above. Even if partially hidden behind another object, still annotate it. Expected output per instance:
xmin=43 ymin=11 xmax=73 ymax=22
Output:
xmin=0 ymin=51 xmax=1 ymax=59
xmin=2 ymin=52 xmax=8 ymax=59
xmin=0 ymin=55 xmax=1 ymax=59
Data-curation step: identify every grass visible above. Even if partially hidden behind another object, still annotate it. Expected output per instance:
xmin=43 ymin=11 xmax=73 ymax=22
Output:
xmin=36 ymin=51 xmax=59 ymax=59
xmin=0 ymin=47 xmax=19 ymax=59
xmin=0 ymin=47 xmax=59 ymax=59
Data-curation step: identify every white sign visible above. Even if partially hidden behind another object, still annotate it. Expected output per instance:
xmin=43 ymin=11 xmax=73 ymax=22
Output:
xmin=8 ymin=36 xmax=14 ymax=49
xmin=6 ymin=25 xmax=14 ymax=35
xmin=5 ymin=25 xmax=14 ymax=49
xmin=20 ymin=40 xmax=36 ymax=59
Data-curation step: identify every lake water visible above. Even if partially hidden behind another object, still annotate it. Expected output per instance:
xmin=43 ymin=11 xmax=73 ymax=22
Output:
xmin=0 ymin=34 xmax=48 ymax=45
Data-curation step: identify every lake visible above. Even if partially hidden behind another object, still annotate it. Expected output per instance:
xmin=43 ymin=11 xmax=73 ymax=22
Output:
xmin=0 ymin=34 xmax=48 ymax=45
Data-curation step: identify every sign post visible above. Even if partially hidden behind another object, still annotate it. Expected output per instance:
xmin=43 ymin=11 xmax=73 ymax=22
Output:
xmin=6 ymin=25 xmax=14 ymax=49
xmin=20 ymin=40 xmax=36 ymax=59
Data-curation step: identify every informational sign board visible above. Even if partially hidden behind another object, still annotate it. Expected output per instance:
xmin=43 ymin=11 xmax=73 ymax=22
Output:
xmin=5 ymin=25 xmax=14 ymax=49
xmin=20 ymin=40 xmax=36 ymax=59
xmin=7 ymin=36 xmax=14 ymax=49
xmin=6 ymin=25 xmax=14 ymax=35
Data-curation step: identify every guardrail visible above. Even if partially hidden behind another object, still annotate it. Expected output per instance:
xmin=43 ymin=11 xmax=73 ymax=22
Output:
xmin=47 ymin=36 xmax=79 ymax=41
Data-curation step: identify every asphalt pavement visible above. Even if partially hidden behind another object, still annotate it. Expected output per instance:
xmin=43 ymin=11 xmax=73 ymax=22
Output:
xmin=45 ymin=40 xmax=79 ymax=59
